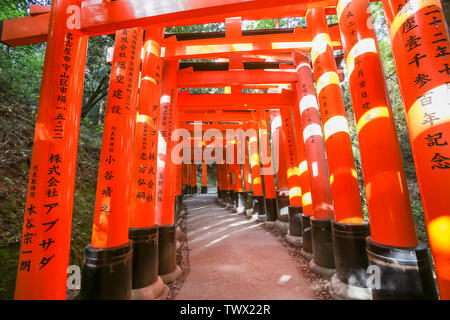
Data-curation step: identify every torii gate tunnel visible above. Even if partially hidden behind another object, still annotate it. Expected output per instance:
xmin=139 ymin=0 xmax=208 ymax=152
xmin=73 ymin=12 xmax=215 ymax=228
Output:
xmin=1 ymin=0 xmax=449 ymax=300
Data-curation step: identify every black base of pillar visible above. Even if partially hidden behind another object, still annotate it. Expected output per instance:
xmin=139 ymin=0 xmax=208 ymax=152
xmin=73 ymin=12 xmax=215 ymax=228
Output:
xmin=227 ymin=190 xmax=236 ymax=207
xmin=158 ymin=224 xmax=177 ymax=276
xmin=244 ymin=192 xmax=253 ymax=210
xmin=182 ymin=184 xmax=189 ymax=195
xmin=253 ymin=195 xmax=267 ymax=220
xmin=311 ymin=218 xmax=335 ymax=269
xmin=265 ymin=198 xmax=278 ymax=221
xmin=217 ymin=189 xmax=223 ymax=203
xmin=219 ymin=190 xmax=228 ymax=207
xmin=366 ymin=237 xmax=438 ymax=300
xmin=288 ymin=206 xmax=303 ymax=237
xmin=80 ymin=242 xmax=133 ymax=300
xmin=201 ymin=186 xmax=208 ymax=194
xmin=177 ymin=195 xmax=183 ymax=212
xmin=276 ymin=191 xmax=290 ymax=222
xmin=237 ymin=192 xmax=246 ymax=210
xmin=332 ymin=221 xmax=370 ymax=288
xmin=301 ymin=214 xmax=313 ymax=254
xmin=194 ymin=186 xmax=198 ymax=193
xmin=129 ymin=226 xmax=158 ymax=289
xmin=233 ymin=190 xmax=239 ymax=208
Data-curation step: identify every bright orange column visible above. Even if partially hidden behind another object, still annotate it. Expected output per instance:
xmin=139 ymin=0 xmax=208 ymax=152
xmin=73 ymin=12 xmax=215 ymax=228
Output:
xmin=293 ymin=51 xmax=334 ymax=220
xmin=249 ymin=122 xmax=264 ymax=197
xmin=259 ymin=111 xmax=277 ymax=199
xmin=306 ymin=8 xmax=364 ymax=223
xmin=14 ymin=0 xmax=88 ymax=300
xmin=291 ymin=98 xmax=314 ymax=217
xmin=190 ymin=163 xmax=197 ymax=192
xmin=129 ymin=28 xmax=163 ymax=229
xmin=156 ymin=60 xmax=179 ymax=226
xmin=91 ymin=28 xmax=143 ymax=248
xmin=269 ymin=110 xmax=289 ymax=192
xmin=202 ymin=162 xmax=207 ymax=187
xmin=233 ymin=142 xmax=243 ymax=193
xmin=381 ymin=0 xmax=450 ymax=298
xmin=279 ymin=107 xmax=302 ymax=208
xmin=242 ymin=136 xmax=253 ymax=192
xmin=337 ymin=0 xmax=418 ymax=245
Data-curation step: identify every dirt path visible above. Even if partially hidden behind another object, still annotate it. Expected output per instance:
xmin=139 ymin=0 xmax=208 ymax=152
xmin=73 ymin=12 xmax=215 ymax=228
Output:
xmin=174 ymin=194 xmax=319 ymax=300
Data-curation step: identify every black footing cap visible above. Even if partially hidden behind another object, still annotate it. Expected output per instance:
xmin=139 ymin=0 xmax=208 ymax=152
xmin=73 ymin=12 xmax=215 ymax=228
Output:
xmin=288 ymin=206 xmax=303 ymax=236
xmin=366 ymin=237 xmax=438 ymax=299
xmin=253 ymin=195 xmax=266 ymax=216
xmin=129 ymin=226 xmax=159 ymax=289
xmin=80 ymin=242 xmax=133 ymax=300
xmin=244 ymin=192 xmax=253 ymax=209
xmin=332 ymin=221 xmax=370 ymax=288
xmin=311 ymin=218 xmax=335 ymax=269
xmin=158 ymin=224 xmax=177 ymax=276
xmin=301 ymin=214 xmax=313 ymax=254
xmin=265 ymin=198 xmax=278 ymax=221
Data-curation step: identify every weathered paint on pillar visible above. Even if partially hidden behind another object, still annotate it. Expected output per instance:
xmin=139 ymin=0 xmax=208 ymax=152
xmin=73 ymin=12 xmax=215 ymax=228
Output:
xmin=15 ymin=0 xmax=88 ymax=300
xmin=156 ymin=60 xmax=179 ymax=226
xmin=279 ymin=105 xmax=303 ymax=207
xmin=91 ymin=28 xmax=143 ymax=248
xmin=307 ymin=8 xmax=364 ymax=223
xmin=381 ymin=0 xmax=450 ymax=298
xmin=337 ymin=0 xmax=418 ymax=246
xmin=129 ymin=28 xmax=163 ymax=229
xmin=293 ymin=51 xmax=334 ymax=220
xmin=259 ymin=111 xmax=277 ymax=199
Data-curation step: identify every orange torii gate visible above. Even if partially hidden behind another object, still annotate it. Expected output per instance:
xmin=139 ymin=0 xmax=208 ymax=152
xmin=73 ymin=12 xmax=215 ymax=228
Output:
xmin=2 ymin=0 xmax=449 ymax=301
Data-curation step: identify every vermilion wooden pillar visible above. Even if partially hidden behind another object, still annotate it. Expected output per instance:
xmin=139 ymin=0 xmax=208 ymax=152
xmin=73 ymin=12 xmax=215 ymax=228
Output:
xmin=270 ymin=110 xmax=289 ymax=192
xmin=129 ymin=28 xmax=162 ymax=233
xmin=291 ymin=92 xmax=314 ymax=217
xmin=279 ymin=106 xmax=304 ymax=239
xmin=127 ymin=28 xmax=166 ymax=298
xmin=82 ymin=28 xmax=143 ymax=299
xmin=249 ymin=121 xmax=266 ymax=219
xmin=293 ymin=50 xmax=335 ymax=275
xmin=377 ymin=0 xmax=448 ymax=299
xmin=260 ymin=110 xmax=278 ymax=221
xmin=270 ymin=110 xmax=290 ymax=223
xmin=14 ymin=0 xmax=88 ymax=300
xmin=201 ymin=162 xmax=208 ymax=193
xmin=291 ymin=98 xmax=315 ymax=257
xmin=242 ymin=135 xmax=254 ymax=215
xmin=233 ymin=141 xmax=246 ymax=212
xmin=307 ymin=8 xmax=364 ymax=224
xmin=155 ymin=59 xmax=182 ymax=282
xmin=226 ymin=146 xmax=237 ymax=209
xmin=190 ymin=163 xmax=197 ymax=194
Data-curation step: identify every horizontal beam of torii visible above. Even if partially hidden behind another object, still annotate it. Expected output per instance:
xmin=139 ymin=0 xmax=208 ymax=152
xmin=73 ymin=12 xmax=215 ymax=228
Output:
xmin=177 ymin=69 xmax=297 ymax=87
xmin=162 ymin=17 xmax=342 ymax=59
xmin=177 ymin=91 xmax=293 ymax=109
xmin=180 ymin=110 xmax=262 ymax=122
xmin=1 ymin=15 xmax=342 ymax=59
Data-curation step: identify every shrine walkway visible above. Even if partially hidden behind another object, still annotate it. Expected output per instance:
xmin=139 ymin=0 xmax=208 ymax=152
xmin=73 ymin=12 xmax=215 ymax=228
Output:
xmin=175 ymin=194 xmax=317 ymax=300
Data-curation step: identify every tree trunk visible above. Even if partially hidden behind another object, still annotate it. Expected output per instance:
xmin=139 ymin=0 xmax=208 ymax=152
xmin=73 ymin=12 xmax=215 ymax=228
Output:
xmin=98 ymin=100 xmax=105 ymax=125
